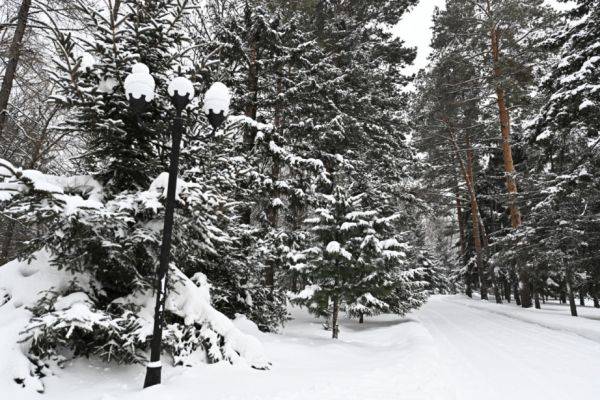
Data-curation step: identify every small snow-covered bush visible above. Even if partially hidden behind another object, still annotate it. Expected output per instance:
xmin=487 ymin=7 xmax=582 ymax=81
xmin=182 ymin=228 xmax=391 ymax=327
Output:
xmin=21 ymin=291 xmax=146 ymax=366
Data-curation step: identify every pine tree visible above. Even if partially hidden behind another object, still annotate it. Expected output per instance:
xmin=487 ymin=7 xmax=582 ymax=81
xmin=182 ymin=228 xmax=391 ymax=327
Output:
xmin=291 ymin=186 xmax=426 ymax=338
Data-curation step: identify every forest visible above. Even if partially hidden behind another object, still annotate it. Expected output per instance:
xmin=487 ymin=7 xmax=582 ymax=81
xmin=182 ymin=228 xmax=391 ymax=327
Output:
xmin=0 ymin=0 xmax=599 ymax=399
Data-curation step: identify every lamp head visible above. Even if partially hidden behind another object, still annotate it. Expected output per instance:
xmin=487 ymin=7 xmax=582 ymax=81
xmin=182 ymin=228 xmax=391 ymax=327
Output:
xmin=168 ymin=76 xmax=195 ymax=114
xmin=203 ymin=82 xmax=231 ymax=129
xmin=124 ymin=63 xmax=155 ymax=114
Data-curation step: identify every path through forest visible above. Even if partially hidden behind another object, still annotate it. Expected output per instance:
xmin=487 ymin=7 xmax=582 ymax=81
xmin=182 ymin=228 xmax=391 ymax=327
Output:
xmin=417 ymin=296 xmax=600 ymax=399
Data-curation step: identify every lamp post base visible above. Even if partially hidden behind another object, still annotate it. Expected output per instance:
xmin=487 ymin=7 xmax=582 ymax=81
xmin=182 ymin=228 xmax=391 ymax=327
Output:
xmin=143 ymin=365 xmax=162 ymax=388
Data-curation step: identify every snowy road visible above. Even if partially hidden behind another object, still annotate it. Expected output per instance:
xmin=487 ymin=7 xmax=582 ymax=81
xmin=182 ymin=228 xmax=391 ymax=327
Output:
xmin=416 ymin=296 xmax=600 ymax=399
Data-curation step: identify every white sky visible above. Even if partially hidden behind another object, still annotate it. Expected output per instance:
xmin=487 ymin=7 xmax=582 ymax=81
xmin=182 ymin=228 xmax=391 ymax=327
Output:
xmin=395 ymin=0 xmax=576 ymax=75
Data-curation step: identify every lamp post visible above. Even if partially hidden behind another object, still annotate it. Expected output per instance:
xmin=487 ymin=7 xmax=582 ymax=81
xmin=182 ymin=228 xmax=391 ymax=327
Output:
xmin=123 ymin=63 xmax=231 ymax=389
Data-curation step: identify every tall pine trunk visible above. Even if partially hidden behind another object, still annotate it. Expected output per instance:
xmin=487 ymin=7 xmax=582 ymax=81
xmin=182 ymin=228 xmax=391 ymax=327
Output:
xmin=464 ymin=134 xmax=487 ymax=300
xmin=454 ymin=177 xmax=467 ymax=267
xmin=488 ymin=2 xmax=531 ymax=308
xmin=454 ymin=175 xmax=471 ymax=297
xmin=0 ymin=0 xmax=32 ymax=138
xmin=447 ymin=125 xmax=487 ymax=300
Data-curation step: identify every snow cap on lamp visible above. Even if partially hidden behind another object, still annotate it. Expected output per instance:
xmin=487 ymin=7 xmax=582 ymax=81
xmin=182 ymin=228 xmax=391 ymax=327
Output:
xmin=203 ymin=82 xmax=231 ymax=129
xmin=168 ymin=77 xmax=195 ymax=100
xmin=124 ymin=63 xmax=155 ymax=102
xmin=203 ymin=82 xmax=231 ymax=116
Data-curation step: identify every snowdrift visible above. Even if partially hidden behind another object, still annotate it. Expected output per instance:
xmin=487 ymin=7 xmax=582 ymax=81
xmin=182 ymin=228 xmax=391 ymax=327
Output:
xmin=0 ymin=251 xmax=269 ymax=393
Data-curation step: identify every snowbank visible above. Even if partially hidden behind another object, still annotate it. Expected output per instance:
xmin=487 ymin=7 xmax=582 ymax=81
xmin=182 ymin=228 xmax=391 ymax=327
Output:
xmin=0 ymin=251 xmax=269 ymax=394
xmin=0 ymin=251 xmax=73 ymax=394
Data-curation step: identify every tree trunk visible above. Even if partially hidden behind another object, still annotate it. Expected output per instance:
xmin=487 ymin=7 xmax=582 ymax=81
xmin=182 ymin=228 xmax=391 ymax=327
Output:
xmin=579 ymin=290 xmax=585 ymax=307
xmin=0 ymin=219 xmax=16 ymax=265
xmin=504 ymin=277 xmax=511 ymax=303
xmin=478 ymin=218 xmax=501 ymax=303
xmin=454 ymin=176 xmax=471 ymax=298
xmin=0 ymin=0 xmax=32 ymax=138
xmin=512 ymin=277 xmax=521 ymax=306
xmin=517 ymin=263 xmax=533 ymax=308
xmin=331 ymin=296 xmax=340 ymax=339
xmin=454 ymin=177 xmax=467 ymax=266
xmin=464 ymin=135 xmax=487 ymax=300
xmin=533 ymin=280 xmax=541 ymax=309
xmin=488 ymin=4 xmax=530 ymax=307
xmin=566 ymin=267 xmax=577 ymax=317
xmin=465 ymin=264 xmax=473 ymax=298
xmin=359 ymin=313 xmax=364 ymax=324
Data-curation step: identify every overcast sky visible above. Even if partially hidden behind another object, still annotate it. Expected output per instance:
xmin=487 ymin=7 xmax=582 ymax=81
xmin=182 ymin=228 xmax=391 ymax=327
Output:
xmin=395 ymin=0 xmax=575 ymax=74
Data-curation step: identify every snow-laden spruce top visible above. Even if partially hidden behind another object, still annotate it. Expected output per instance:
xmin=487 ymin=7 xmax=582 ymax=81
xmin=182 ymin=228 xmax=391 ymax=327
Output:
xmin=203 ymin=82 xmax=231 ymax=116
xmin=168 ymin=76 xmax=195 ymax=100
xmin=124 ymin=63 xmax=155 ymax=101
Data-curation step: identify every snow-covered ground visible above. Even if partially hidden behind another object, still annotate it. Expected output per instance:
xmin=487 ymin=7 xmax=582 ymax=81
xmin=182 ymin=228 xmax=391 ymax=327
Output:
xmin=4 ymin=296 xmax=600 ymax=400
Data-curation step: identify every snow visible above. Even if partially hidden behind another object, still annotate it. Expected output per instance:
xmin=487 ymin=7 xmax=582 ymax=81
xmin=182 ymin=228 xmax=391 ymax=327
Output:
xmin=202 ymin=82 xmax=231 ymax=116
xmin=168 ymin=77 xmax=195 ymax=100
xmin=0 ymin=161 xmax=104 ymax=215
xmin=148 ymin=172 xmax=185 ymax=200
xmin=98 ymin=77 xmax=118 ymax=94
xmin=417 ymin=296 xmax=600 ymax=400
xmin=325 ymin=240 xmax=340 ymax=254
xmin=579 ymin=99 xmax=595 ymax=110
xmin=124 ymin=63 xmax=155 ymax=101
xmin=0 ymin=251 xmax=81 ymax=394
xmin=0 ymin=251 xmax=269 ymax=396
xmin=3 ymin=295 xmax=600 ymax=399
xmin=81 ymin=53 xmax=95 ymax=70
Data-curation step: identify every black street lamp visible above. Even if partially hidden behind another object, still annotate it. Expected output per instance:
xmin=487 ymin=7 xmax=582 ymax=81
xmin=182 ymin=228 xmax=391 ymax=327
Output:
xmin=124 ymin=63 xmax=231 ymax=389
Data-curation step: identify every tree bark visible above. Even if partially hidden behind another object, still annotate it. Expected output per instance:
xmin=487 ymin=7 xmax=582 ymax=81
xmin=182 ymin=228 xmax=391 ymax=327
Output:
xmin=579 ymin=290 xmax=585 ymax=307
xmin=533 ymin=280 xmax=541 ymax=309
xmin=359 ymin=312 xmax=364 ymax=324
xmin=0 ymin=0 xmax=32 ymax=138
xmin=478 ymin=216 xmax=501 ymax=303
xmin=487 ymin=2 xmax=530 ymax=307
xmin=512 ymin=276 xmax=521 ymax=306
xmin=0 ymin=219 xmax=16 ymax=265
xmin=464 ymin=134 xmax=487 ymax=300
xmin=331 ymin=296 xmax=340 ymax=339
xmin=566 ymin=267 xmax=578 ymax=317
xmin=504 ymin=277 xmax=511 ymax=303
xmin=454 ymin=175 xmax=471 ymax=297
xmin=446 ymin=125 xmax=487 ymax=300
xmin=454 ymin=177 xmax=467 ymax=266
